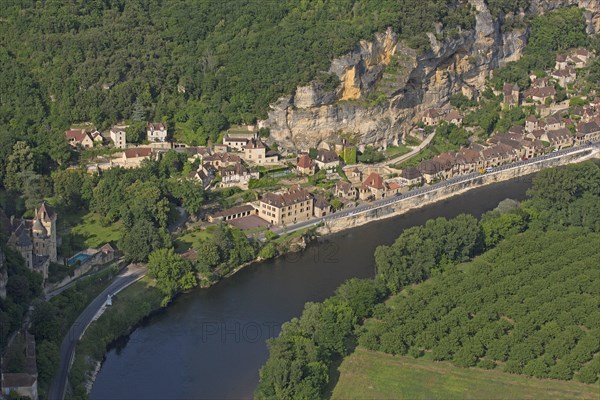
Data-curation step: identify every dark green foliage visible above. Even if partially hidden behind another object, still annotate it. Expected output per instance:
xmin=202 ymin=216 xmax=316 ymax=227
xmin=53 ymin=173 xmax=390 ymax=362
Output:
xmin=491 ymin=7 xmax=588 ymax=89
xmin=255 ymin=279 xmax=386 ymax=399
xmin=435 ymin=122 xmax=470 ymax=149
xmin=375 ymin=214 xmax=482 ymax=293
xmin=486 ymin=0 xmax=529 ymax=18
xmin=357 ymin=146 xmax=385 ymax=164
xmin=449 ymin=93 xmax=477 ymax=110
xmin=464 ymin=100 xmax=500 ymax=135
xmin=147 ymin=248 xmax=196 ymax=305
xmin=364 ymin=228 xmax=600 ymax=382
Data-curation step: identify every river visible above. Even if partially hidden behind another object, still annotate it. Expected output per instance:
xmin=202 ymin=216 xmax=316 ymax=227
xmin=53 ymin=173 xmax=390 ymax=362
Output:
xmin=91 ymin=175 xmax=533 ymax=400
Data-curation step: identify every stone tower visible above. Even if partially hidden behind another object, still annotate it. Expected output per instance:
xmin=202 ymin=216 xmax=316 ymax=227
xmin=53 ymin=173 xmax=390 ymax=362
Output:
xmin=34 ymin=202 xmax=57 ymax=263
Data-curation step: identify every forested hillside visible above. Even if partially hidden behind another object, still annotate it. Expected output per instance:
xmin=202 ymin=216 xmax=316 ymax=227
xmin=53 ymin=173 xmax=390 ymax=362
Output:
xmin=0 ymin=0 xmax=506 ymax=186
xmin=255 ymin=161 xmax=600 ymax=399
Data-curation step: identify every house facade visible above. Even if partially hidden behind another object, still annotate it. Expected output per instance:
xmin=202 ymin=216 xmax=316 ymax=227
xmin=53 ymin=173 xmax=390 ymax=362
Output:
xmin=110 ymin=125 xmax=128 ymax=149
xmin=7 ymin=202 xmax=57 ymax=281
xmin=258 ymin=186 xmax=313 ymax=226
xmin=147 ymin=122 xmax=168 ymax=142
xmin=65 ymin=129 xmax=94 ymax=148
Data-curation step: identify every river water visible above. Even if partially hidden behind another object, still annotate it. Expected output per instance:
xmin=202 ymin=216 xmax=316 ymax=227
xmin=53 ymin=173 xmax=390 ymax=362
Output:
xmin=91 ymin=176 xmax=533 ymax=400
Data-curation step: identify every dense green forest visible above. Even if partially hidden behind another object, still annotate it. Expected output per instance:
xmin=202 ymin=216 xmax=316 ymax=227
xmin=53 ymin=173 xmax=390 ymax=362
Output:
xmin=0 ymin=0 xmax=528 ymax=187
xmin=255 ymin=161 xmax=600 ymax=399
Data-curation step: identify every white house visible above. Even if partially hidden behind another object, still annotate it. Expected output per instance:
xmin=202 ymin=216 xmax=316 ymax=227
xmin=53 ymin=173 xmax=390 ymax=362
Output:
xmin=147 ymin=122 xmax=168 ymax=142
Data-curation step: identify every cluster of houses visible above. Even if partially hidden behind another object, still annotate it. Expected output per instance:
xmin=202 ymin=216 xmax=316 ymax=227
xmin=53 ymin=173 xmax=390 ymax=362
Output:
xmin=186 ymin=128 xmax=281 ymax=190
xmin=295 ymin=149 xmax=342 ymax=176
xmin=65 ymin=122 xmax=168 ymax=150
xmin=414 ymin=106 xmax=600 ymax=184
xmin=503 ymin=48 xmax=592 ymax=108
xmin=421 ymin=108 xmax=464 ymax=127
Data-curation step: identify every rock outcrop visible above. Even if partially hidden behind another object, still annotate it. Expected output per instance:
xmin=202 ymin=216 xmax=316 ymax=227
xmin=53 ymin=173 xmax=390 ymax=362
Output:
xmin=264 ymin=1 xmax=599 ymax=151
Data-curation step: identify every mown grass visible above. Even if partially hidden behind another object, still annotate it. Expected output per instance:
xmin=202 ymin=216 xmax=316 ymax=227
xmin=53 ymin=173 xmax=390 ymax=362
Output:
xmin=70 ymin=213 xmax=123 ymax=249
xmin=332 ymin=348 xmax=600 ymax=400
xmin=174 ymin=225 xmax=217 ymax=252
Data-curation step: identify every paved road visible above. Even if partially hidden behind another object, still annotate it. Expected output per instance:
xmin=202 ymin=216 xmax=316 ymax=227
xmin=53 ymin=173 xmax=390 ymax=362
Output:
xmin=47 ymin=265 xmax=146 ymax=400
xmin=376 ymin=131 xmax=437 ymax=167
xmin=276 ymin=142 xmax=599 ymax=236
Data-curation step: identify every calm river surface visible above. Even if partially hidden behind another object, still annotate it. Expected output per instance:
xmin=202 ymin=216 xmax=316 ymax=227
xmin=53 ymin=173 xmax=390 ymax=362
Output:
xmin=91 ymin=176 xmax=533 ymax=400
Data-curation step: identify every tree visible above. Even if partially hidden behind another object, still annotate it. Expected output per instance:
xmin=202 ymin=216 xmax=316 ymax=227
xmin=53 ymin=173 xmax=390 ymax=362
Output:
xmin=4 ymin=141 xmax=34 ymax=190
xmin=197 ymin=240 xmax=221 ymax=268
xmin=168 ymin=179 xmax=205 ymax=216
xmin=126 ymin=122 xmax=146 ymax=144
xmin=20 ymin=172 xmax=53 ymax=211
xmin=358 ymin=146 xmax=384 ymax=164
xmin=36 ymin=340 xmax=60 ymax=387
xmin=119 ymin=218 xmax=164 ymax=262
xmin=53 ymin=168 xmax=88 ymax=207
xmin=147 ymin=248 xmax=196 ymax=304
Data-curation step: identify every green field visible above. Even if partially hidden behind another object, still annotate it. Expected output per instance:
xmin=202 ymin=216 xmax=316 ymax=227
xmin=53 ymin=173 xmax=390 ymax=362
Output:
xmin=332 ymin=348 xmax=600 ymax=400
xmin=174 ymin=225 xmax=217 ymax=252
xmin=70 ymin=213 xmax=123 ymax=249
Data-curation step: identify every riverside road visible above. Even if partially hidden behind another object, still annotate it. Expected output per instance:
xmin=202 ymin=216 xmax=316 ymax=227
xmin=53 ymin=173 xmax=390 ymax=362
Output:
xmin=47 ymin=265 xmax=146 ymax=400
xmin=276 ymin=142 xmax=600 ymax=236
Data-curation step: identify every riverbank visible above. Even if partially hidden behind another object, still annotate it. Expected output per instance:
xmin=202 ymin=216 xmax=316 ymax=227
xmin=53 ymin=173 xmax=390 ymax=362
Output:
xmin=81 ymin=154 xmax=600 ymax=397
xmin=66 ymin=227 xmax=319 ymax=398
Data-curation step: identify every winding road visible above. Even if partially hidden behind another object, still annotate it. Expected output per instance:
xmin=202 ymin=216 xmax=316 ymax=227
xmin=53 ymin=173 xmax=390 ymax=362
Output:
xmin=376 ymin=130 xmax=437 ymax=167
xmin=47 ymin=264 xmax=146 ymax=400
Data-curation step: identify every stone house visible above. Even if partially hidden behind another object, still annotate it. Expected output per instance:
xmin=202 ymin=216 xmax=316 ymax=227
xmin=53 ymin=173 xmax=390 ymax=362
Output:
xmin=542 ymin=128 xmax=573 ymax=150
xmin=65 ymin=129 xmax=94 ymax=148
xmin=334 ymin=181 xmax=357 ymax=200
xmin=243 ymin=139 xmax=278 ymax=165
xmin=444 ymin=109 xmax=463 ymax=126
xmin=120 ymin=148 xmax=153 ymax=168
xmin=543 ymin=116 xmax=564 ymax=131
xmin=525 ymin=115 xmax=541 ymax=133
xmin=550 ymin=67 xmax=576 ymax=87
xmin=524 ymin=87 xmax=555 ymax=103
xmin=555 ymin=54 xmax=568 ymax=70
xmin=313 ymin=195 xmax=331 ymax=217
xmin=203 ymin=153 xmax=242 ymax=168
xmin=188 ymin=163 xmax=216 ymax=188
xmin=296 ymin=153 xmax=316 ymax=176
xmin=418 ymin=159 xmax=444 ymax=183
xmin=422 ymin=109 xmax=442 ymax=126
xmin=223 ymin=131 xmax=257 ymax=151
xmin=502 ymin=83 xmax=520 ymax=108
xmin=315 ymin=149 xmax=340 ymax=171
xmin=575 ymin=121 xmax=600 ymax=144
xmin=1 ymin=331 xmax=38 ymax=400
xmin=359 ymin=172 xmax=386 ymax=200
xmin=399 ymin=167 xmax=422 ymax=186
xmin=218 ymin=162 xmax=259 ymax=188
xmin=258 ymin=186 xmax=313 ymax=226
xmin=110 ymin=124 xmax=128 ymax=149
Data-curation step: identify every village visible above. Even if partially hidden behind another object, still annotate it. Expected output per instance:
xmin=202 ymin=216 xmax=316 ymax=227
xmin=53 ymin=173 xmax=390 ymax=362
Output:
xmin=60 ymin=47 xmax=600 ymax=239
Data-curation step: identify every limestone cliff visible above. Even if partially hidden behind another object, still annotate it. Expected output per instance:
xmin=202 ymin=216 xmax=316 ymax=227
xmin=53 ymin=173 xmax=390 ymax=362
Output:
xmin=264 ymin=1 xmax=599 ymax=151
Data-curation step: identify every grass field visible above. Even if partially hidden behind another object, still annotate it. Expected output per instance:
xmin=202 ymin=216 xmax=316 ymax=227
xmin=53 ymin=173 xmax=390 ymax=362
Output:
xmin=332 ymin=348 xmax=599 ymax=400
xmin=174 ymin=225 xmax=217 ymax=252
xmin=70 ymin=213 xmax=123 ymax=249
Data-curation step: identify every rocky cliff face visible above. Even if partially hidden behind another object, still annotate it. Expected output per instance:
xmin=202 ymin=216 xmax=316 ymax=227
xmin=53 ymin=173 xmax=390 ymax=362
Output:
xmin=264 ymin=1 xmax=599 ymax=151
